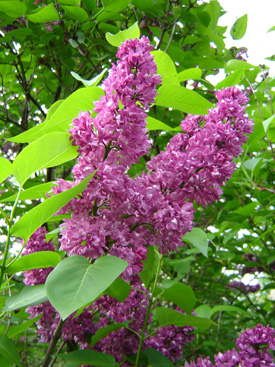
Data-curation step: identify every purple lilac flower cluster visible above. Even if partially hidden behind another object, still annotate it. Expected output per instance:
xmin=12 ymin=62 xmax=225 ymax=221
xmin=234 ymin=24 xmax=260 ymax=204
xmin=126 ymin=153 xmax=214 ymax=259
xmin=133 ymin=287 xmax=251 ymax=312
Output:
xmin=185 ymin=324 xmax=275 ymax=367
xmin=229 ymin=280 xmax=261 ymax=294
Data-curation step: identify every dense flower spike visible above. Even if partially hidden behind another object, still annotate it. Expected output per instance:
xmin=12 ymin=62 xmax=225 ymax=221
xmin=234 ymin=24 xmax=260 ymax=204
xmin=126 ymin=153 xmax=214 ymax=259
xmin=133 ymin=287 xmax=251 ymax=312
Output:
xmin=185 ymin=324 xmax=275 ymax=367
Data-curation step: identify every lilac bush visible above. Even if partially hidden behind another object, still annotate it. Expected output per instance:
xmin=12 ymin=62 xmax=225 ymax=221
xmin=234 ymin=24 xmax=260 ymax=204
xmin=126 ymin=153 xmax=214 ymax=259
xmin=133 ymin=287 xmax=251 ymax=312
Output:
xmin=22 ymin=36 xmax=257 ymax=365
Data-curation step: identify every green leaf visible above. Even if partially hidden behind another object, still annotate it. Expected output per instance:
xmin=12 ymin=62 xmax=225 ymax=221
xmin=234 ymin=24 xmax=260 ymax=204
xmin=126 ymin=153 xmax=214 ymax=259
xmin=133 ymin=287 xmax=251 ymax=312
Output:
xmin=145 ymin=348 xmax=174 ymax=367
xmin=262 ymin=114 xmax=275 ymax=133
xmin=155 ymin=85 xmax=213 ymax=115
xmin=61 ymin=350 xmax=115 ymax=366
xmin=12 ymin=132 xmax=78 ymax=186
xmin=230 ymin=14 xmax=248 ymax=40
xmin=46 ymin=255 xmax=128 ymax=320
xmin=104 ymin=277 xmax=131 ymax=302
xmin=58 ymin=0 xmax=80 ymax=4
xmin=268 ymin=25 xmax=275 ymax=32
xmin=28 ymin=3 xmax=59 ymax=23
xmin=178 ymin=68 xmax=202 ymax=82
xmin=6 ymin=252 xmax=61 ymax=274
xmin=0 ymin=335 xmax=22 ymax=367
xmin=231 ymin=202 xmax=258 ymax=216
xmin=161 ymin=283 xmax=196 ymax=314
xmin=210 ymin=305 xmax=247 ymax=316
xmin=194 ymin=304 xmax=212 ymax=319
xmin=0 ymin=182 xmax=55 ymax=203
xmin=70 ymin=68 xmax=107 ymax=87
xmin=183 ymin=228 xmax=208 ymax=257
xmin=0 ymin=354 xmax=12 ymax=367
xmin=224 ymin=59 xmax=256 ymax=73
xmin=11 ymin=172 xmax=96 ymax=242
xmin=106 ymin=21 xmax=140 ymax=47
xmin=216 ymin=69 xmax=244 ymax=89
xmin=0 ymin=1 xmax=26 ymax=17
xmin=91 ymin=322 xmax=129 ymax=347
xmin=7 ymin=315 xmax=41 ymax=338
xmin=9 ymin=87 xmax=104 ymax=143
xmin=0 ymin=158 xmax=12 ymax=184
xmin=5 ymin=285 xmax=47 ymax=312
xmin=151 ymin=50 xmax=179 ymax=86
xmin=139 ymin=246 xmax=160 ymax=288
xmin=62 ymin=6 xmax=88 ymax=21
xmin=152 ymin=307 xmax=216 ymax=329
xmin=102 ymin=0 xmax=130 ymax=12
xmin=267 ymin=254 xmax=275 ymax=265
xmin=146 ymin=116 xmax=181 ymax=132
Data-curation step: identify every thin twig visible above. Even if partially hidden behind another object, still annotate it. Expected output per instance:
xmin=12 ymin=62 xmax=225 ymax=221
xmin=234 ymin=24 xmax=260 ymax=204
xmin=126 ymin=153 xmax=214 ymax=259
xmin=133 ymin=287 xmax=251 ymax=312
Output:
xmin=41 ymin=319 xmax=66 ymax=367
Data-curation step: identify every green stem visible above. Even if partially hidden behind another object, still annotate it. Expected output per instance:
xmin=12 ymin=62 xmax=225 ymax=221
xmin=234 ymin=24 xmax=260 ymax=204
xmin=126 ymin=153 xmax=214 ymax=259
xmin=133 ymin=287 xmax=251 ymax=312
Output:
xmin=135 ymin=254 xmax=162 ymax=367
xmin=0 ymin=187 xmax=22 ymax=289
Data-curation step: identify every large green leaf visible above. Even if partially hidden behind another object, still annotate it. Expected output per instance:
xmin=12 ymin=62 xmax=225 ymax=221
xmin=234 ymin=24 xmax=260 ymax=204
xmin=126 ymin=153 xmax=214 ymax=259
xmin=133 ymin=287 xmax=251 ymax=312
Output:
xmin=104 ymin=277 xmax=131 ymax=302
xmin=161 ymin=283 xmax=196 ymax=314
xmin=183 ymin=227 xmax=208 ymax=257
xmin=7 ymin=315 xmax=41 ymax=338
xmin=5 ymin=285 xmax=47 ymax=312
xmin=230 ymin=14 xmax=248 ymax=40
xmin=62 ymin=6 xmax=88 ymax=22
xmin=178 ymin=68 xmax=202 ymax=82
xmin=210 ymin=305 xmax=248 ymax=316
xmin=0 ymin=158 xmax=12 ymax=185
xmin=0 ymin=1 xmax=26 ymax=17
xmin=106 ymin=21 xmax=140 ymax=47
xmin=102 ymin=0 xmax=130 ymax=12
xmin=0 ymin=182 xmax=55 ymax=203
xmin=224 ymin=59 xmax=256 ymax=73
xmin=155 ymin=85 xmax=213 ymax=115
xmin=9 ymin=87 xmax=104 ymax=143
xmin=216 ymin=69 xmax=244 ymax=89
xmin=0 ymin=335 xmax=22 ymax=367
xmin=45 ymin=255 xmax=128 ymax=320
xmin=152 ymin=307 xmax=216 ymax=329
xmin=28 ymin=3 xmax=59 ymax=23
xmin=11 ymin=172 xmax=96 ymax=242
xmin=151 ymin=50 xmax=179 ymax=86
xmin=6 ymin=252 xmax=61 ymax=274
xmin=61 ymin=350 xmax=115 ymax=367
xmin=12 ymin=132 xmax=78 ymax=186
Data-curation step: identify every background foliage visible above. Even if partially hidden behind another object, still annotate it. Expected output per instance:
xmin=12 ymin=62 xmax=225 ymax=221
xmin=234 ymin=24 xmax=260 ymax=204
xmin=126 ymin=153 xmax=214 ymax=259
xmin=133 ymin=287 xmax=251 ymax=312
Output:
xmin=0 ymin=0 xmax=275 ymax=366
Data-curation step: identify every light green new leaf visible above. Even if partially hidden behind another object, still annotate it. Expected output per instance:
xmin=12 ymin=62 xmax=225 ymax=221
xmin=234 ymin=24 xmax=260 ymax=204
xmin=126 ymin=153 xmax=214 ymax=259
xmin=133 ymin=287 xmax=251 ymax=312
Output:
xmin=46 ymin=255 xmax=128 ymax=320
xmin=28 ymin=3 xmax=59 ymax=23
xmin=178 ymin=68 xmax=202 ymax=82
xmin=6 ymin=251 xmax=61 ymax=274
xmin=155 ymin=85 xmax=212 ymax=115
xmin=0 ymin=1 xmax=26 ymax=17
xmin=0 ymin=335 xmax=22 ymax=367
xmin=139 ymin=246 xmax=160 ymax=288
xmin=91 ymin=322 xmax=129 ymax=347
xmin=61 ymin=350 xmax=115 ymax=366
xmin=161 ymin=283 xmax=196 ymax=314
xmin=268 ymin=25 xmax=275 ymax=32
xmin=262 ymin=114 xmax=275 ymax=133
xmin=230 ymin=14 xmax=248 ymax=40
xmin=5 ymin=284 xmax=47 ymax=312
xmin=9 ymin=87 xmax=104 ymax=143
xmin=216 ymin=69 xmax=244 ymax=89
xmin=152 ymin=307 xmax=216 ymax=329
xmin=224 ymin=59 xmax=255 ymax=73
xmin=0 ymin=158 xmax=12 ymax=184
xmin=11 ymin=172 xmax=96 ymax=241
xmin=12 ymin=132 xmax=78 ymax=186
xmin=151 ymin=50 xmax=179 ymax=85
xmin=183 ymin=227 xmax=208 ymax=257
xmin=106 ymin=21 xmax=140 ymax=47
xmin=146 ymin=116 xmax=181 ymax=132
xmin=62 ymin=6 xmax=88 ymax=22
xmin=71 ymin=68 xmax=107 ymax=87
xmin=0 ymin=182 xmax=55 ymax=203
